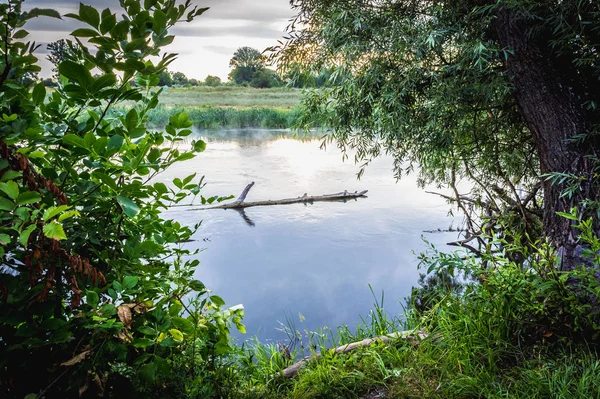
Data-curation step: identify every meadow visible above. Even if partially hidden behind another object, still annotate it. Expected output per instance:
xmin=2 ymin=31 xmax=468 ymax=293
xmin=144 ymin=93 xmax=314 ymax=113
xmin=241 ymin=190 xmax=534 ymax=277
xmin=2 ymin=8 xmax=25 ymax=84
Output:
xmin=132 ymin=86 xmax=308 ymax=129
xmin=158 ymin=86 xmax=303 ymax=109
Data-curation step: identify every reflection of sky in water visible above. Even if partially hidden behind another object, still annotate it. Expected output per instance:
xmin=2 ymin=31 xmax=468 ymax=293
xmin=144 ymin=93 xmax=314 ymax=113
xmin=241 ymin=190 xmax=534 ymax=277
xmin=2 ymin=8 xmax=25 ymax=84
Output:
xmin=161 ymin=129 xmax=462 ymax=343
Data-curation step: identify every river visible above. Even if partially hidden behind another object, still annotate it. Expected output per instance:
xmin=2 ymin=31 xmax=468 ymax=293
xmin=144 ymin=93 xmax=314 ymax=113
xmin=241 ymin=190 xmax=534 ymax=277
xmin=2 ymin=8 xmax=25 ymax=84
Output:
xmin=162 ymin=129 xmax=460 ymax=343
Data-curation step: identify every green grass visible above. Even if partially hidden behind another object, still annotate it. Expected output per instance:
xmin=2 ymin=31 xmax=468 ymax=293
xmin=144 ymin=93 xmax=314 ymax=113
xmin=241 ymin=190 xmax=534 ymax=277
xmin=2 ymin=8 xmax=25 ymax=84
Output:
xmin=220 ymin=249 xmax=600 ymax=399
xmin=116 ymin=86 xmax=309 ymax=129
xmin=158 ymin=86 xmax=303 ymax=109
xmin=144 ymin=105 xmax=305 ymax=129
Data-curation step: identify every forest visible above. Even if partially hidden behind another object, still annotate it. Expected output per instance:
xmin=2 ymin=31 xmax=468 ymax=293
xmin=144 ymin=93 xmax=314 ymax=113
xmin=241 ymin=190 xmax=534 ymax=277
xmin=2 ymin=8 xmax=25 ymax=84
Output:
xmin=1 ymin=0 xmax=600 ymax=398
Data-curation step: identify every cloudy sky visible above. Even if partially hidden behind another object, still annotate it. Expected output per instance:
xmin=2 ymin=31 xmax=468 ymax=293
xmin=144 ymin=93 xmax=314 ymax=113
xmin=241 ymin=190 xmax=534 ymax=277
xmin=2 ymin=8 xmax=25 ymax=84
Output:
xmin=24 ymin=0 xmax=295 ymax=80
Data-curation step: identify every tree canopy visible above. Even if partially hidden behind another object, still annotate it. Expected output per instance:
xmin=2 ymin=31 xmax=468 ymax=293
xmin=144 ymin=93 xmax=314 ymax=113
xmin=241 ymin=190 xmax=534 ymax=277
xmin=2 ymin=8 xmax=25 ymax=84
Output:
xmin=228 ymin=46 xmax=267 ymax=84
xmin=277 ymin=0 xmax=600 ymax=267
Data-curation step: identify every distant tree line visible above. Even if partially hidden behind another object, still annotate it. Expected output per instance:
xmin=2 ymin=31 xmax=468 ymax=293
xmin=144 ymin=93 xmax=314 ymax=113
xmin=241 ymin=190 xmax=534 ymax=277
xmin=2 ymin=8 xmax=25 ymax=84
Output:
xmin=41 ymin=42 xmax=334 ymax=89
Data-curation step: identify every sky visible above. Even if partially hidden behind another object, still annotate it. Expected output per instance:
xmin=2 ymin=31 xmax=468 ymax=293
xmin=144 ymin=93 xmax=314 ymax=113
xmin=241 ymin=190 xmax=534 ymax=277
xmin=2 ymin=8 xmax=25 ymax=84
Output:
xmin=24 ymin=0 xmax=295 ymax=81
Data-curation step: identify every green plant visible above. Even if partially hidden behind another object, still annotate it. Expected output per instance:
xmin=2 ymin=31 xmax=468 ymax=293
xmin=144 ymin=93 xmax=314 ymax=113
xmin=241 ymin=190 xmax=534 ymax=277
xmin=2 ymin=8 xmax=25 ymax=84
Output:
xmin=0 ymin=1 xmax=243 ymax=397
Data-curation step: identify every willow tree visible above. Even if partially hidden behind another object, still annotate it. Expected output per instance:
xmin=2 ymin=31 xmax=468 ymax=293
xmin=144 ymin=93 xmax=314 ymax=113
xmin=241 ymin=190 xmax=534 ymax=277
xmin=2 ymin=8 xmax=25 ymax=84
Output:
xmin=277 ymin=0 xmax=600 ymax=269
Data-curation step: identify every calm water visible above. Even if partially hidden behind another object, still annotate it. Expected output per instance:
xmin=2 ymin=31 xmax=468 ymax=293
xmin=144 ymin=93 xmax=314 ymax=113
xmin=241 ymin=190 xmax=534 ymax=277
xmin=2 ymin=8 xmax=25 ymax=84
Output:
xmin=162 ymin=129 xmax=459 ymax=343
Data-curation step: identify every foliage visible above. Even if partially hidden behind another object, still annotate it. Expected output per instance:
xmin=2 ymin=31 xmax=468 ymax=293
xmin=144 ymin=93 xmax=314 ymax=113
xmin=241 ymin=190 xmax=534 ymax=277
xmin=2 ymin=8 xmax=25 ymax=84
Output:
xmin=204 ymin=75 xmax=222 ymax=87
xmin=158 ymin=70 xmax=173 ymax=86
xmin=171 ymin=71 xmax=189 ymax=86
xmin=250 ymin=69 xmax=282 ymax=89
xmin=229 ymin=46 xmax=264 ymax=71
xmin=0 ymin=1 xmax=244 ymax=397
xmin=157 ymin=70 xmax=196 ymax=87
xmin=229 ymin=46 xmax=274 ymax=85
xmin=46 ymin=39 xmax=80 ymax=81
xmin=275 ymin=0 xmax=600 ymax=257
xmin=142 ymin=105 xmax=306 ymax=130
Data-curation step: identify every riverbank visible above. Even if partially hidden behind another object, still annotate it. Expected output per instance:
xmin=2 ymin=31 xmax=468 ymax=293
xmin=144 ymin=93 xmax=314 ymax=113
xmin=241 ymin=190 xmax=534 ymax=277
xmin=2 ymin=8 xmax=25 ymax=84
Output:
xmin=148 ymin=250 xmax=600 ymax=399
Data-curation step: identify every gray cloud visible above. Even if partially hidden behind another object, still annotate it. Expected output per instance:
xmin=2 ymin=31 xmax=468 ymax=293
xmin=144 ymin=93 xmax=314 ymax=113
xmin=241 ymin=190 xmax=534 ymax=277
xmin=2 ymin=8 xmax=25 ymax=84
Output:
xmin=203 ymin=45 xmax=238 ymax=56
xmin=172 ymin=23 xmax=284 ymax=39
xmin=25 ymin=0 xmax=294 ymax=26
xmin=23 ymin=0 xmax=295 ymax=78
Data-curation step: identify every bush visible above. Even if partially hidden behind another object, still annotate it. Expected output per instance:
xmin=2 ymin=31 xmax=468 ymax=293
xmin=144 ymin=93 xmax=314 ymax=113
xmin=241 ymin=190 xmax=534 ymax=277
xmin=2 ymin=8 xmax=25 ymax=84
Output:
xmin=0 ymin=2 xmax=242 ymax=397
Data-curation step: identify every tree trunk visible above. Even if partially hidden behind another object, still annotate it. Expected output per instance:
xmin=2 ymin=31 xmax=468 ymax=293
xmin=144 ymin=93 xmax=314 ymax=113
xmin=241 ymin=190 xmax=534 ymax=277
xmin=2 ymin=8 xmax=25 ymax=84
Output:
xmin=492 ymin=7 xmax=598 ymax=270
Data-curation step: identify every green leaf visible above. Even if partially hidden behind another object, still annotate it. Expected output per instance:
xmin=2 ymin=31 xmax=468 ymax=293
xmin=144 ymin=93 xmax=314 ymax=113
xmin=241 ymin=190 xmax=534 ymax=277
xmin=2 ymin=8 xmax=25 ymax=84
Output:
xmin=0 ymin=234 xmax=10 ymax=245
xmin=92 ymin=73 xmax=117 ymax=92
xmin=13 ymin=29 xmax=29 ymax=39
xmin=117 ymin=196 xmax=140 ymax=218
xmin=43 ymin=205 xmax=70 ymax=221
xmin=168 ymin=328 xmax=184 ymax=342
xmin=100 ymin=11 xmax=117 ymax=35
xmin=79 ymin=3 xmax=100 ymax=29
xmin=137 ymin=326 xmax=157 ymax=336
xmin=1 ymin=170 xmax=21 ymax=181
xmin=171 ymin=317 xmax=194 ymax=335
xmin=110 ymin=20 xmax=129 ymax=40
xmin=25 ymin=8 xmax=62 ymax=20
xmin=147 ymin=147 xmax=161 ymax=163
xmin=58 ymin=61 xmax=93 ymax=88
xmin=43 ymin=221 xmax=67 ymax=240
xmin=132 ymin=338 xmax=154 ymax=348
xmin=125 ymin=109 xmax=139 ymax=131
xmin=41 ymin=318 xmax=68 ymax=330
xmin=122 ymin=276 xmax=139 ymax=290
xmin=32 ymin=82 xmax=46 ymax=105
xmin=169 ymin=299 xmax=183 ymax=317
xmin=71 ymin=28 xmax=99 ymax=37
xmin=113 ymin=281 xmax=123 ymax=293
xmin=107 ymin=135 xmax=124 ymax=154
xmin=63 ymin=134 xmax=87 ymax=148
xmin=182 ymin=173 xmax=196 ymax=185
xmin=58 ymin=210 xmax=80 ymax=222
xmin=138 ymin=361 xmax=157 ymax=383
xmin=556 ymin=211 xmax=578 ymax=221
xmin=189 ymin=280 xmax=205 ymax=292
xmin=0 ymin=197 xmax=14 ymax=211
xmin=210 ymin=295 xmax=226 ymax=307
xmin=19 ymin=225 xmax=36 ymax=246
xmin=16 ymin=191 xmax=41 ymax=206
xmin=86 ymin=290 xmax=100 ymax=308
xmin=193 ymin=140 xmax=207 ymax=152
xmin=154 ymin=182 xmax=168 ymax=194
xmin=0 ymin=181 xmax=19 ymax=199
xmin=92 ymin=171 xmax=118 ymax=191
xmin=27 ymin=151 xmax=45 ymax=159
xmin=176 ymin=152 xmax=195 ymax=162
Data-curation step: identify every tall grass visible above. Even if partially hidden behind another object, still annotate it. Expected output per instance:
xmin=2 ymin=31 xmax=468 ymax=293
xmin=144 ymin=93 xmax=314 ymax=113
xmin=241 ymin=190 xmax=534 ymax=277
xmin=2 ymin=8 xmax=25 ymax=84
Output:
xmin=224 ymin=231 xmax=600 ymax=399
xmin=140 ymin=105 xmax=307 ymax=129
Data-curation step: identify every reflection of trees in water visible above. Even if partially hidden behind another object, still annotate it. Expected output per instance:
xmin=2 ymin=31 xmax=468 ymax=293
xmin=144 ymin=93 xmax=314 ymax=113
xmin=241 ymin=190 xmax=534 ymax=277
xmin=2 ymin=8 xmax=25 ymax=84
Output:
xmin=179 ymin=128 xmax=323 ymax=147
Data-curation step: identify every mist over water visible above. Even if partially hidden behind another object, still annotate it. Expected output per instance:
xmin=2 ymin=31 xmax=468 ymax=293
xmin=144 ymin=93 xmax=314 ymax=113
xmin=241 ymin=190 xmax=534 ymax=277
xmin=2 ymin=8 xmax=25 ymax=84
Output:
xmin=162 ymin=129 xmax=460 ymax=343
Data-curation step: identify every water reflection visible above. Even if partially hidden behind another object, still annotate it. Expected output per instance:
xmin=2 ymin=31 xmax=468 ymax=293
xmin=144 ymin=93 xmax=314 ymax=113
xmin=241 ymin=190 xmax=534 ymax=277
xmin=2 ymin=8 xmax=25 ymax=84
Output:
xmin=163 ymin=129 xmax=460 ymax=343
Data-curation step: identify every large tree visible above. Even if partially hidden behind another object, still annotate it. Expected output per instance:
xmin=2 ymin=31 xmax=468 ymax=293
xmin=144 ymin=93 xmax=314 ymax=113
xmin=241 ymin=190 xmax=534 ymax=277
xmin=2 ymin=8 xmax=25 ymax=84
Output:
xmin=229 ymin=46 xmax=265 ymax=84
xmin=278 ymin=0 xmax=600 ymax=269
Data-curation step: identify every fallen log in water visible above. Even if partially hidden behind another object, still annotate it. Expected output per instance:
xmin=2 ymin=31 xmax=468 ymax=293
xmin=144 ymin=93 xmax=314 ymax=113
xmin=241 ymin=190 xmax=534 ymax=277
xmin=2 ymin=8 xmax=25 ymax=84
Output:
xmin=280 ymin=330 xmax=428 ymax=378
xmin=190 ymin=182 xmax=368 ymax=211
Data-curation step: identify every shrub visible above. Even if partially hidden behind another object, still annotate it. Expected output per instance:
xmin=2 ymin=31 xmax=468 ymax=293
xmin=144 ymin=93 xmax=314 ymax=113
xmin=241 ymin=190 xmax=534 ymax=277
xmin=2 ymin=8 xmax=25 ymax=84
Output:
xmin=0 ymin=1 xmax=242 ymax=397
